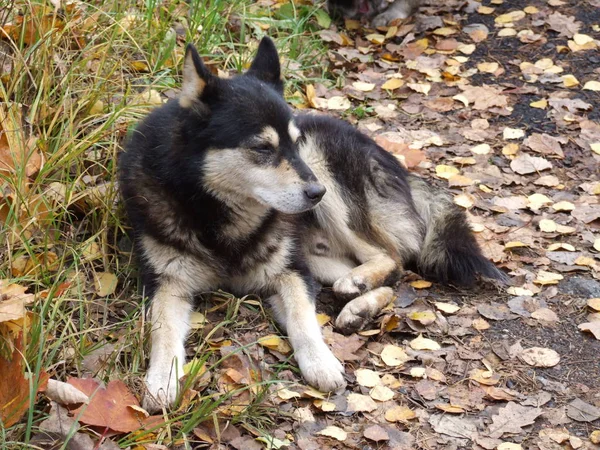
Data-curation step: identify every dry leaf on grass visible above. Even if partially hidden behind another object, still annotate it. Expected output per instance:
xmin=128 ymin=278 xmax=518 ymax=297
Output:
xmin=67 ymin=378 xmax=145 ymax=433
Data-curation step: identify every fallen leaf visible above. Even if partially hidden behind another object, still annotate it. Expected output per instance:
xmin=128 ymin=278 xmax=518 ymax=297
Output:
xmin=363 ymin=424 xmax=389 ymax=442
xmin=487 ymin=402 xmax=543 ymax=438
xmin=93 ymin=272 xmax=118 ymax=297
xmin=567 ymin=398 xmax=600 ymax=422
xmin=45 ymin=379 xmax=89 ymax=405
xmin=578 ymin=322 xmax=600 ymax=340
xmin=382 ymin=78 xmax=404 ymax=90
xmin=68 ymin=378 xmax=143 ymax=433
xmin=510 ymin=154 xmax=553 ymax=174
xmin=258 ymin=335 xmax=292 ymax=354
xmin=355 ymin=369 xmax=381 ymax=388
xmin=385 ymin=405 xmax=416 ymax=422
xmin=381 ymin=344 xmax=410 ymax=367
xmin=317 ymin=426 xmax=347 ymax=441
xmin=369 ymin=385 xmax=394 ymax=402
xmin=520 ymin=347 xmax=560 ymax=367
xmin=347 ymin=393 xmax=377 ymax=413
xmin=409 ymin=335 xmax=441 ymax=351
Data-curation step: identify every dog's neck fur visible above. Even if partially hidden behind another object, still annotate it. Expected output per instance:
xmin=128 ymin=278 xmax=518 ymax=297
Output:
xmin=213 ymin=189 xmax=275 ymax=240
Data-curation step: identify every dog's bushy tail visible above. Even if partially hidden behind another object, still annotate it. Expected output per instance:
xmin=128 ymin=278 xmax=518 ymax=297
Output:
xmin=408 ymin=176 xmax=508 ymax=286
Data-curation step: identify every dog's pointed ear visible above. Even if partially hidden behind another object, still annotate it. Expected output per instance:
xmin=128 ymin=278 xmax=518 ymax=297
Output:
xmin=246 ymin=37 xmax=283 ymax=94
xmin=180 ymin=44 xmax=212 ymax=108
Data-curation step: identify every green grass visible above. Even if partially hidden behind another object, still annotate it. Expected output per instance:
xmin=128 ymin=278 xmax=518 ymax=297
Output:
xmin=0 ymin=0 xmax=329 ymax=447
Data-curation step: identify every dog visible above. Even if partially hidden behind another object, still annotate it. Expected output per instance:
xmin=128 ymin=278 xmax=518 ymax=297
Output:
xmin=118 ymin=37 xmax=506 ymax=412
xmin=327 ymin=0 xmax=422 ymax=27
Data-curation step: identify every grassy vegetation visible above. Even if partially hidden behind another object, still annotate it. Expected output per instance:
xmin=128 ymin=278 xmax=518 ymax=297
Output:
xmin=0 ymin=0 xmax=329 ymax=446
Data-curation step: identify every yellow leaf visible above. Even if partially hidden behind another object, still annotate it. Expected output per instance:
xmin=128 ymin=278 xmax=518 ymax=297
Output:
xmin=130 ymin=60 xmax=150 ymax=72
xmin=94 ymin=272 xmax=117 ymax=297
xmin=435 ymin=403 xmax=466 ymax=413
xmin=435 ymin=164 xmax=459 ymax=179
xmin=385 ymin=405 xmax=416 ymax=422
xmin=355 ymin=369 xmax=381 ymax=388
xmin=454 ymin=193 xmax=475 ymax=209
xmin=471 ymin=143 xmax=491 ymax=154
xmin=495 ymin=10 xmax=526 ymax=24
xmin=504 ymin=241 xmax=528 ymax=249
xmin=472 ymin=318 xmax=490 ymax=330
xmin=433 ymin=27 xmax=457 ymax=36
xmin=503 ymin=128 xmax=525 ymax=140
xmin=277 ymin=387 xmax=301 ymax=400
xmin=352 ymin=81 xmax=375 ymax=92
xmin=408 ymin=311 xmax=436 ymax=325
xmin=524 ymin=6 xmax=539 ymax=13
xmin=409 ymin=335 xmax=441 ymax=351
xmin=586 ymin=299 xmax=600 ymax=311
xmin=407 ymin=83 xmax=431 ymax=95
xmin=547 ymin=243 xmax=575 ymax=251
xmin=410 ymin=367 xmax=426 ymax=378
xmin=381 ymin=344 xmax=410 ymax=367
xmin=552 ymin=201 xmax=575 ymax=212
xmin=434 ymin=302 xmax=460 ymax=314
xmin=477 ymin=6 xmax=495 ymax=14
xmin=530 ymin=98 xmax=548 ymax=109
xmin=318 ymin=426 xmax=347 ymax=441
xmin=562 ymin=74 xmax=579 ymax=87
xmin=477 ymin=62 xmax=499 ymax=73
xmin=469 ymin=369 xmax=500 ymax=385
xmin=534 ymin=270 xmax=563 ymax=285
xmin=366 ymin=33 xmax=385 ymax=45
xmin=539 ymin=219 xmax=557 ymax=232
xmin=591 ymin=142 xmax=600 ymax=155
xmin=498 ymin=443 xmax=523 ymax=450
xmin=594 ymin=238 xmax=600 ymax=251
xmin=258 ymin=335 xmax=292 ymax=354
xmin=369 ymin=385 xmax=394 ymax=402
xmin=583 ymin=81 xmax=600 ymax=91
xmin=189 ymin=311 xmax=206 ymax=329
xmin=313 ymin=399 xmax=336 ymax=411
xmin=574 ymin=256 xmax=596 ymax=267
xmin=573 ymin=34 xmax=594 ymax=45
xmin=381 ymin=78 xmax=404 ymax=90
xmin=316 ymin=313 xmax=331 ymax=326
xmin=410 ymin=279 xmax=432 ymax=289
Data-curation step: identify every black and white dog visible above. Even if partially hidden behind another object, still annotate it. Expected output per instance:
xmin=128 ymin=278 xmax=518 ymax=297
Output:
xmin=119 ymin=37 xmax=506 ymax=411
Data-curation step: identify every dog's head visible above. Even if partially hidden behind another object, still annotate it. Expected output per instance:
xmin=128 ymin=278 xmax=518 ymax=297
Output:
xmin=178 ymin=37 xmax=325 ymax=215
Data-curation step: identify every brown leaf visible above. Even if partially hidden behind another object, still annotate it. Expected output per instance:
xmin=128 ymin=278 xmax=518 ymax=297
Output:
xmin=523 ymin=133 xmax=566 ymax=158
xmin=364 ymin=424 xmax=389 ymax=442
xmin=566 ymin=398 xmax=600 ymax=422
xmin=68 ymin=378 xmax=144 ymax=433
xmin=487 ymin=402 xmax=543 ymax=438
xmin=510 ymin=154 xmax=553 ymax=175
xmin=0 ymin=334 xmax=31 ymax=428
xmin=578 ymin=322 xmax=600 ymax=340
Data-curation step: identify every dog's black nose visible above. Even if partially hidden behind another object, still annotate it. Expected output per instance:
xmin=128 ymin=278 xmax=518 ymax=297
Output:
xmin=304 ymin=183 xmax=326 ymax=202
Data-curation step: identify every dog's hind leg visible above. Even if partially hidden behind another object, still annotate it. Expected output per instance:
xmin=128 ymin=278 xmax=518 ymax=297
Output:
xmin=335 ymin=286 xmax=396 ymax=335
xmin=306 ymin=254 xmax=355 ymax=285
xmin=271 ymin=272 xmax=346 ymax=392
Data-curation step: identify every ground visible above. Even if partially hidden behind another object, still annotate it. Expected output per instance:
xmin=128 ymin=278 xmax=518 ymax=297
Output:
xmin=0 ymin=0 xmax=599 ymax=449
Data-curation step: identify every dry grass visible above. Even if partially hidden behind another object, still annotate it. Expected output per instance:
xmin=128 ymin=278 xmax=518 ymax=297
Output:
xmin=0 ymin=0 xmax=328 ymax=446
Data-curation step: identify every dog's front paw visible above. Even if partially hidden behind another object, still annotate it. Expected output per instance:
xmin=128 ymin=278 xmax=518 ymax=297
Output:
xmin=142 ymin=372 xmax=180 ymax=413
xmin=333 ymin=273 xmax=366 ymax=300
xmin=296 ymin=345 xmax=346 ymax=392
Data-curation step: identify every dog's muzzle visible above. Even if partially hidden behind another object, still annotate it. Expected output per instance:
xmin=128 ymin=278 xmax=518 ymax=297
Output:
xmin=304 ymin=183 xmax=326 ymax=205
